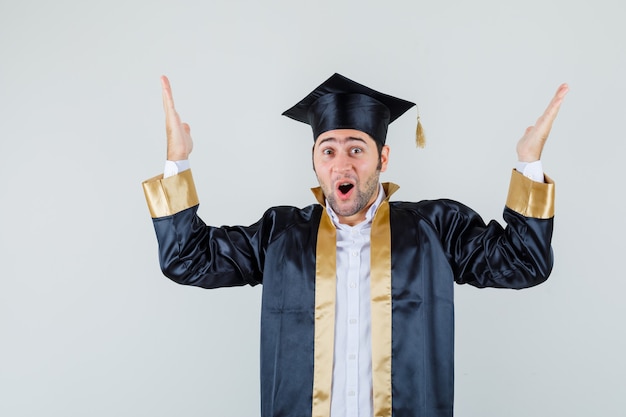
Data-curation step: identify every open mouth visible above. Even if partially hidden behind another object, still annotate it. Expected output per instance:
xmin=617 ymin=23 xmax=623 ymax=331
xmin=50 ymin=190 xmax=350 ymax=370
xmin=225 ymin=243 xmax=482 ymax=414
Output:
xmin=338 ymin=183 xmax=354 ymax=195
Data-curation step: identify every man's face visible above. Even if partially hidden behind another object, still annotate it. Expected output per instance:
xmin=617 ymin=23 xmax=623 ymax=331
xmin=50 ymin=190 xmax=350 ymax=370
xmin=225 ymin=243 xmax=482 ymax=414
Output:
xmin=313 ymin=129 xmax=389 ymax=226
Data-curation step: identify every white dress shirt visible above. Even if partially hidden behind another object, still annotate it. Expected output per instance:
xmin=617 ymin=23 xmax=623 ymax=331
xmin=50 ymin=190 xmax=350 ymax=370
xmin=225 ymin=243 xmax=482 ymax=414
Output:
xmin=325 ymin=184 xmax=386 ymax=417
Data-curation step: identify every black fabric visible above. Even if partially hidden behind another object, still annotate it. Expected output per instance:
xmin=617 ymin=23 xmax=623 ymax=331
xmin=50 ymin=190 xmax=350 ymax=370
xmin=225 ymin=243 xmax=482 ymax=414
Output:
xmin=282 ymin=73 xmax=415 ymax=144
xmin=152 ymin=199 xmax=553 ymax=417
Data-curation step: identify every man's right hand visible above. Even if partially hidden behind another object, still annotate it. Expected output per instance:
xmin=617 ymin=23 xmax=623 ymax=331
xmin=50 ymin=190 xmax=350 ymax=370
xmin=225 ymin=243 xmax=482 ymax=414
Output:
xmin=162 ymin=75 xmax=193 ymax=161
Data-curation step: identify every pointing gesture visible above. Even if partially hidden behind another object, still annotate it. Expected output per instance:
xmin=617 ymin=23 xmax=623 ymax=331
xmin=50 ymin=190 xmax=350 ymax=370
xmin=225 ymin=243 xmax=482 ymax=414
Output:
xmin=162 ymin=75 xmax=193 ymax=161
xmin=517 ymin=83 xmax=569 ymax=162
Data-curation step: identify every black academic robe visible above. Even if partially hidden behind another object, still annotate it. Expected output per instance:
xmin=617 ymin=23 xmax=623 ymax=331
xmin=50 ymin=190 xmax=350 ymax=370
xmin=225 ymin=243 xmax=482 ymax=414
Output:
xmin=144 ymin=170 xmax=554 ymax=417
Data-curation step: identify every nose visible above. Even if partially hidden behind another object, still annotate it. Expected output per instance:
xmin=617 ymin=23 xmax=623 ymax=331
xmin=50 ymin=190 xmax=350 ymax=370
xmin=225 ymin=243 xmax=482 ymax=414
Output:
xmin=332 ymin=152 xmax=352 ymax=173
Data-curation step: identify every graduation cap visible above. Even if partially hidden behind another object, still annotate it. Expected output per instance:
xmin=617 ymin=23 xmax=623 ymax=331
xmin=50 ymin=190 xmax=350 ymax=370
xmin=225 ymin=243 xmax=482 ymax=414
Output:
xmin=282 ymin=73 xmax=424 ymax=147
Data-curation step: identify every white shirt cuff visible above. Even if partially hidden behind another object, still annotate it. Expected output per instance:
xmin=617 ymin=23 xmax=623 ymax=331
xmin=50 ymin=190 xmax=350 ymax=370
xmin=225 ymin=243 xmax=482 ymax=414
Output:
xmin=515 ymin=160 xmax=544 ymax=182
xmin=163 ymin=160 xmax=190 ymax=178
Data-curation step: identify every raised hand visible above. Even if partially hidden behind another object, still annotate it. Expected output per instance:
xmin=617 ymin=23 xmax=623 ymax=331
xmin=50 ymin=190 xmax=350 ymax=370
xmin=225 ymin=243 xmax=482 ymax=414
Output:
xmin=161 ymin=75 xmax=193 ymax=161
xmin=516 ymin=83 xmax=569 ymax=162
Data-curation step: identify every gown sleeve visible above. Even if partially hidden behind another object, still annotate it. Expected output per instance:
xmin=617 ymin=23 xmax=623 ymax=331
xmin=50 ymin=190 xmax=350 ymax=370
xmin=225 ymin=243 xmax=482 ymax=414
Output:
xmin=142 ymin=169 xmax=265 ymax=288
xmin=430 ymin=169 xmax=555 ymax=289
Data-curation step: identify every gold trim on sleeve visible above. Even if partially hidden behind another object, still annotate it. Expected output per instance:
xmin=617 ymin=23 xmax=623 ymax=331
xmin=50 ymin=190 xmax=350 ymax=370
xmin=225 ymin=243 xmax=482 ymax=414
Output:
xmin=505 ymin=169 xmax=555 ymax=219
xmin=141 ymin=169 xmax=199 ymax=218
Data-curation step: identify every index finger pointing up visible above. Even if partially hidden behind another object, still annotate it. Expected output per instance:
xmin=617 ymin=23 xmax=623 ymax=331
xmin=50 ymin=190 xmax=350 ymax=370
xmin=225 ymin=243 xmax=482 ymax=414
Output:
xmin=542 ymin=83 xmax=569 ymax=125
xmin=161 ymin=75 xmax=176 ymax=114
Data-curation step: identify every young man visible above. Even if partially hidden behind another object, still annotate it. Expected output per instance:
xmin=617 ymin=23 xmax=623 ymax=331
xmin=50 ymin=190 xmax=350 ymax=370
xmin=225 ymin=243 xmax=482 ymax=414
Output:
xmin=143 ymin=73 xmax=568 ymax=417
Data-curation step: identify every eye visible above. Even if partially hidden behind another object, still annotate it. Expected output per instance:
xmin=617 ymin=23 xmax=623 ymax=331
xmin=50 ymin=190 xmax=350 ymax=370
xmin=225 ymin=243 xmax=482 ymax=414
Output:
xmin=350 ymin=147 xmax=363 ymax=154
xmin=322 ymin=148 xmax=333 ymax=155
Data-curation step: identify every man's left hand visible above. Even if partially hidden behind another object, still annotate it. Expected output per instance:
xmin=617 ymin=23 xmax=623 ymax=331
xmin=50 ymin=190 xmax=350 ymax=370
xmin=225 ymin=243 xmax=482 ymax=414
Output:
xmin=516 ymin=83 xmax=569 ymax=162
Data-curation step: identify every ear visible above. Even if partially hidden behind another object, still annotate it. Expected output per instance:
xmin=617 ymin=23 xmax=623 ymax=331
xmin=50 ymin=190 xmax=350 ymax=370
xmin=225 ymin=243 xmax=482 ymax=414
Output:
xmin=379 ymin=145 xmax=390 ymax=172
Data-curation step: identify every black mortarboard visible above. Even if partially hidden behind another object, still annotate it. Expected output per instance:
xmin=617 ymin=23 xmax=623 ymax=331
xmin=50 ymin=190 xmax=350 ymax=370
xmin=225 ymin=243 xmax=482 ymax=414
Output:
xmin=282 ymin=73 xmax=422 ymax=146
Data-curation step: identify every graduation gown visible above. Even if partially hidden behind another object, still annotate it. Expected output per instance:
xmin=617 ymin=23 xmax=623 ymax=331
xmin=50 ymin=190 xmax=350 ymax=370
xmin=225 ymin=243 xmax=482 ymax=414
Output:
xmin=142 ymin=169 xmax=555 ymax=417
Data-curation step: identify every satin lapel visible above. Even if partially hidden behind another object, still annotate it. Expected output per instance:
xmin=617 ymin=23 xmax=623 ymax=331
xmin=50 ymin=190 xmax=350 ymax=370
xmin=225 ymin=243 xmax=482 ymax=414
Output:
xmin=312 ymin=208 xmax=336 ymax=417
xmin=310 ymin=183 xmax=398 ymax=417
xmin=370 ymin=183 xmax=396 ymax=417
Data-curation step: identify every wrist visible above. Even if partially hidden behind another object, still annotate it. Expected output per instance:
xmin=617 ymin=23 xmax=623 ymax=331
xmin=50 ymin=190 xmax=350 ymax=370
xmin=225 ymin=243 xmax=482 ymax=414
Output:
xmin=517 ymin=153 xmax=540 ymax=163
xmin=167 ymin=152 xmax=190 ymax=161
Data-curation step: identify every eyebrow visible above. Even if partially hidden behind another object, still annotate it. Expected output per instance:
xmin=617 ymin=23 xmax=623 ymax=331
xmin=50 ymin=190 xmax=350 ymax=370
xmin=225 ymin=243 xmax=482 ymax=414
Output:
xmin=317 ymin=136 xmax=368 ymax=146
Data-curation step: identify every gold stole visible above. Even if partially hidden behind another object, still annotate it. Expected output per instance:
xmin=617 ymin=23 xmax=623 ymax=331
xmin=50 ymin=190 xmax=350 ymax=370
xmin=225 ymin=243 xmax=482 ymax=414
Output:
xmin=311 ymin=183 xmax=398 ymax=417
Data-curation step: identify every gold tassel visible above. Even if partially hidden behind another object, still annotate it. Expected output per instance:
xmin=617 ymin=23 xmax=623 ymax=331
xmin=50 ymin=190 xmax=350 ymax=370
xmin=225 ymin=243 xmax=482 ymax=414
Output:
xmin=415 ymin=110 xmax=426 ymax=148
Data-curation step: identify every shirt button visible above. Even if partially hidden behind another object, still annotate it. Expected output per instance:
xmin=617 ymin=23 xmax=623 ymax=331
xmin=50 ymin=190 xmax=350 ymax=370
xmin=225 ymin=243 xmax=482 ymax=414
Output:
xmin=349 ymin=354 xmax=356 ymax=360
xmin=348 ymin=390 xmax=356 ymax=396
xmin=349 ymin=318 xmax=357 ymax=325
xmin=349 ymin=282 xmax=356 ymax=289
xmin=352 ymin=251 xmax=358 ymax=257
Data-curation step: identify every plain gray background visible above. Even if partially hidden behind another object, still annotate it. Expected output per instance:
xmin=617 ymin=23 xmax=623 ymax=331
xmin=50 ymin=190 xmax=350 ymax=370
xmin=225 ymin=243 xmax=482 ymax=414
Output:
xmin=1 ymin=0 xmax=624 ymax=416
